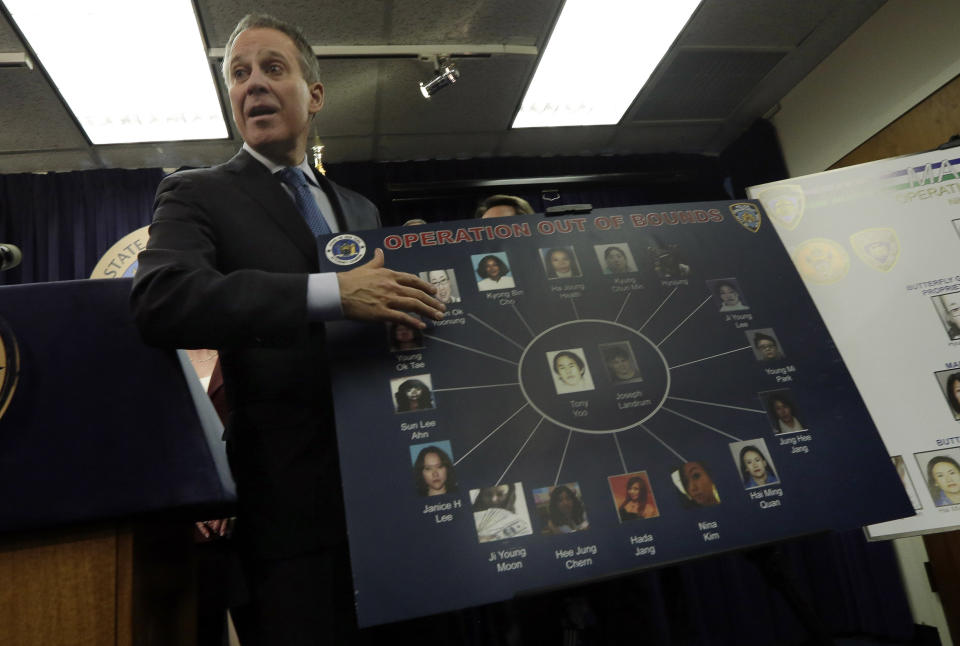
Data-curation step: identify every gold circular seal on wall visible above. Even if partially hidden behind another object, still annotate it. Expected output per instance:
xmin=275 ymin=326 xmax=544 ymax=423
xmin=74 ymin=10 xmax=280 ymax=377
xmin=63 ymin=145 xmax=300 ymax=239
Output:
xmin=0 ymin=315 xmax=20 ymax=421
xmin=90 ymin=225 xmax=150 ymax=279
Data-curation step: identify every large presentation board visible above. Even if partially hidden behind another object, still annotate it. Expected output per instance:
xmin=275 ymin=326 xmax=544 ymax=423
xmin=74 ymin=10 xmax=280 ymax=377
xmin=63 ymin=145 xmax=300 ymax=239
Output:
xmin=749 ymin=149 xmax=960 ymax=539
xmin=321 ymin=201 xmax=910 ymax=626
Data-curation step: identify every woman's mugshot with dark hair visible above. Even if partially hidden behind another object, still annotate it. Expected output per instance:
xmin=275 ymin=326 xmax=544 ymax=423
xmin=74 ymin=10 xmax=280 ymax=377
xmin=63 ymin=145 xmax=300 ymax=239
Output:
xmin=601 ymin=245 xmax=635 ymax=274
xmin=927 ymin=454 xmax=960 ymax=507
xmin=765 ymin=392 xmax=804 ymax=434
xmin=475 ymin=254 xmax=515 ymax=291
xmin=413 ymin=446 xmax=457 ymax=496
xmin=714 ymin=280 xmax=749 ymax=312
xmin=945 ymin=373 xmax=960 ymax=420
xmin=388 ymin=321 xmax=423 ymax=352
xmin=738 ymin=444 xmax=778 ymax=489
xmin=617 ymin=475 xmax=658 ymax=521
xmin=394 ymin=378 xmax=434 ymax=412
xmin=542 ymin=247 xmax=582 ymax=279
xmin=676 ymin=461 xmax=720 ymax=508
xmin=544 ymin=484 xmax=589 ymax=534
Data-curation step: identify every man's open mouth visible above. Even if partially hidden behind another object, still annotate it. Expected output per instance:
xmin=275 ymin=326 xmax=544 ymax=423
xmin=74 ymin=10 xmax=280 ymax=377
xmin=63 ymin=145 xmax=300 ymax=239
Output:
xmin=248 ymin=106 xmax=277 ymax=118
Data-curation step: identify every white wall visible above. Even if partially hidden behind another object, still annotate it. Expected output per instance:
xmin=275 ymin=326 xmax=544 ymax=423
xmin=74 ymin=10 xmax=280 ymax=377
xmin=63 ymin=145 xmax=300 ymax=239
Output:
xmin=773 ymin=0 xmax=960 ymax=176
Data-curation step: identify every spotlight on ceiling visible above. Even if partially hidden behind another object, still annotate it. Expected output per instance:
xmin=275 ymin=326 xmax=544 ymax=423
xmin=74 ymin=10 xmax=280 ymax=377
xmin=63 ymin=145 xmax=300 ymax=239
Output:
xmin=419 ymin=55 xmax=459 ymax=99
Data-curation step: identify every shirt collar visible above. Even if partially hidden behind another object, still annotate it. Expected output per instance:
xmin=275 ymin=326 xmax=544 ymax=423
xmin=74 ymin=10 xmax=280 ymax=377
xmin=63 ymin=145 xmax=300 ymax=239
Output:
xmin=243 ymin=143 xmax=319 ymax=187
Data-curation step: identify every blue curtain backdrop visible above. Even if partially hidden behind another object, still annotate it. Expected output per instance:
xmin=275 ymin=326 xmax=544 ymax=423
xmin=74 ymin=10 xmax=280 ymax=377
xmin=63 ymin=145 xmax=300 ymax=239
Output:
xmin=0 ymin=167 xmax=162 ymax=285
xmin=0 ymin=120 xmax=919 ymax=644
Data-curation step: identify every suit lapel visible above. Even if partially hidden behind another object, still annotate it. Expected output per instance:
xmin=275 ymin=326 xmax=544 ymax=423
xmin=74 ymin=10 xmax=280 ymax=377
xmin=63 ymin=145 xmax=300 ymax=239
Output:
xmin=312 ymin=167 xmax=349 ymax=232
xmin=223 ymin=150 xmax=319 ymax=266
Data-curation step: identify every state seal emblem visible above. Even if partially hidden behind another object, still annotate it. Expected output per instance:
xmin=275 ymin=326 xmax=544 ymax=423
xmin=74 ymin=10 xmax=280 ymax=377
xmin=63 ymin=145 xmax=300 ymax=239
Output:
xmin=0 ymin=315 xmax=20 ymax=421
xmin=90 ymin=225 xmax=150 ymax=279
xmin=791 ymin=238 xmax=849 ymax=285
xmin=729 ymin=202 xmax=762 ymax=233
xmin=325 ymin=234 xmax=367 ymax=266
xmin=850 ymin=228 xmax=900 ymax=272
xmin=756 ymin=184 xmax=804 ymax=230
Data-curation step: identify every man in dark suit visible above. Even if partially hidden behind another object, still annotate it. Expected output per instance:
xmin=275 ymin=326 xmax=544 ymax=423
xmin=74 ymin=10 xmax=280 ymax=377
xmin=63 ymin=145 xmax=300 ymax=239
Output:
xmin=130 ymin=13 xmax=444 ymax=645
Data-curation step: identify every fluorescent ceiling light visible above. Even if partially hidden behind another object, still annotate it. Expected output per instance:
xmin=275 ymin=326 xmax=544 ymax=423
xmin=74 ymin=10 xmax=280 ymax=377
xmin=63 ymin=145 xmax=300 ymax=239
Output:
xmin=513 ymin=0 xmax=701 ymax=128
xmin=3 ymin=0 xmax=227 ymax=144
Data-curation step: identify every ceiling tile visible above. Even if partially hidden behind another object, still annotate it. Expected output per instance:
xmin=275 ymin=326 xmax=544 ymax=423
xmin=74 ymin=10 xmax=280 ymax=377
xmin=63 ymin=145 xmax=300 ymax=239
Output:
xmin=375 ymin=56 xmax=535 ymax=134
xmin=0 ymin=0 xmax=893 ymax=170
xmin=0 ymin=150 xmax=97 ymax=174
xmin=0 ymin=68 xmax=87 ymax=152
xmin=313 ymin=59 xmax=379 ymax=137
xmin=93 ymin=140 xmax=241 ymax=170
xmin=199 ymin=0 xmax=388 ymax=47
xmin=0 ymin=12 xmax=24 ymax=50
xmin=631 ymin=50 xmax=786 ymax=121
xmin=389 ymin=0 xmax=560 ymax=44
xmin=682 ymin=0 xmax=840 ymax=48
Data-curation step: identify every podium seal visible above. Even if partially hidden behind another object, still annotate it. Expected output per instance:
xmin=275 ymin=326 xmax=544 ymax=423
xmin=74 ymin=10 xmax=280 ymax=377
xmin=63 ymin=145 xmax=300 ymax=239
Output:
xmin=0 ymin=315 xmax=19 ymax=420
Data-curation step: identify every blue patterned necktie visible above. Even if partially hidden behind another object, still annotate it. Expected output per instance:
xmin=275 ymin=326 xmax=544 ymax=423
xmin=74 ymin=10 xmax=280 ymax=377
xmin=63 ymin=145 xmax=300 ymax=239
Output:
xmin=277 ymin=166 xmax=331 ymax=236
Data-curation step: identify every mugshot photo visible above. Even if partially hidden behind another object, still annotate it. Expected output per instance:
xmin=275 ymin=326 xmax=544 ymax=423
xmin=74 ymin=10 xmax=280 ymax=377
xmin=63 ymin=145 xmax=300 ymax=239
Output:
xmin=707 ymin=278 xmax=749 ymax=312
xmin=608 ymin=471 xmax=660 ymax=521
xmin=594 ymin=243 xmax=638 ymax=275
xmin=419 ymin=268 xmax=461 ymax=304
xmin=670 ymin=460 xmax=721 ymax=509
xmin=471 ymin=252 xmax=515 ymax=291
xmin=540 ymin=246 xmax=582 ymax=279
xmin=599 ymin=341 xmax=643 ymax=384
xmin=410 ymin=442 xmax=458 ymax=497
xmin=532 ymin=482 xmax=589 ymax=534
xmin=891 ymin=455 xmax=922 ymax=511
xmin=729 ymin=439 xmax=780 ymax=490
xmin=389 ymin=374 xmax=435 ymax=413
xmin=932 ymin=291 xmax=960 ymax=340
xmin=546 ymin=348 xmax=596 ymax=394
xmin=470 ymin=482 xmax=533 ymax=543
xmin=759 ymin=389 xmax=806 ymax=434
xmin=934 ymin=368 xmax=960 ymax=421
xmin=647 ymin=237 xmax=691 ymax=279
xmin=746 ymin=328 xmax=785 ymax=361
xmin=387 ymin=320 xmax=424 ymax=352
xmin=915 ymin=448 xmax=960 ymax=508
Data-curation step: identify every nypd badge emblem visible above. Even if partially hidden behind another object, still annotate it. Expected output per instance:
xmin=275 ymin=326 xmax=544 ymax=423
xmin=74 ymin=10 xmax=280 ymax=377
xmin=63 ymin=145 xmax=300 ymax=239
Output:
xmin=325 ymin=234 xmax=367 ymax=266
xmin=0 ymin=315 xmax=19 ymax=421
xmin=756 ymin=184 xmax=805 ymax=230
xmin=792 ymin=238 xmax=849 ymax=284
xmin=729 ymin=203 xmax=762 ymax=233
xmin=850 ymin=228 xmax=900 ymax=272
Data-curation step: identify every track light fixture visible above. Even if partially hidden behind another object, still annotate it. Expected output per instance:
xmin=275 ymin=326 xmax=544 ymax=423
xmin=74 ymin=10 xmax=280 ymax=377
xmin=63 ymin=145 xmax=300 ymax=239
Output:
xmin=419 ymin=55 xmax=459 ymax=99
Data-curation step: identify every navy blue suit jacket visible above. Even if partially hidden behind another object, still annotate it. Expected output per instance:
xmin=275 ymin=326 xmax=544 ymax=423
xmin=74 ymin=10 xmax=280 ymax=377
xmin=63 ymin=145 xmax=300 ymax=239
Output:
xmin=131 ymin=149 xmax=379 ymax=557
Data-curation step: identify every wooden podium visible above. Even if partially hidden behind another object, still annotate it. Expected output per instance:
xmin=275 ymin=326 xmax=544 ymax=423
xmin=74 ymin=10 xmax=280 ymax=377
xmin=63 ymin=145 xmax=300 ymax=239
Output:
xmin=0 ymin=279 xmax=234 ymax=646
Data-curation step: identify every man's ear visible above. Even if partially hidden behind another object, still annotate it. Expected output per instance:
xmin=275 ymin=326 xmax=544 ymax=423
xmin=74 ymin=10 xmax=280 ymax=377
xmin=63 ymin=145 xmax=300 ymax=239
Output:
xmin=308 ymin=81 xmax=324 ymax=115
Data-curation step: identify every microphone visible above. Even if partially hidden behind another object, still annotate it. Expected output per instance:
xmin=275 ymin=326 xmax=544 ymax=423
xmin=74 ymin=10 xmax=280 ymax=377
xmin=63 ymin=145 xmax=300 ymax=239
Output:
xmin=0 ymin=244 xmax=22 ymax=271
